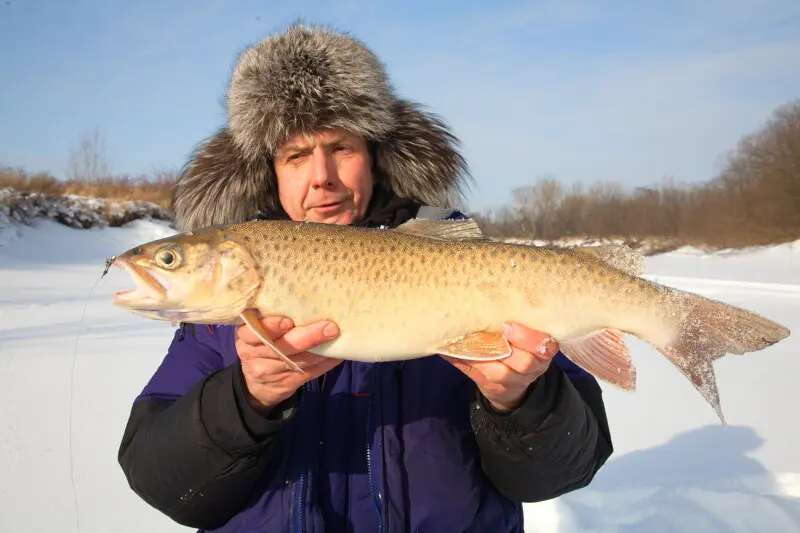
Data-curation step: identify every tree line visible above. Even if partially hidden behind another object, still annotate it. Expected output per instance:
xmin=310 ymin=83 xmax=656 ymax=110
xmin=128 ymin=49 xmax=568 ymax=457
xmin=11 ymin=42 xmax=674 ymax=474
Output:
xmin=474 ymin=99 xmax=800 ymax=250
xmin=2 ymin=100 xmax=798 ymax=249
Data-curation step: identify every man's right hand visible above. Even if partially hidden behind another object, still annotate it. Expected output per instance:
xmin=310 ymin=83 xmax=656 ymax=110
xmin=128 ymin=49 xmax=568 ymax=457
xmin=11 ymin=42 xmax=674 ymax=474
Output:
xmin=235 ymin=316 xmax=341 ymax=414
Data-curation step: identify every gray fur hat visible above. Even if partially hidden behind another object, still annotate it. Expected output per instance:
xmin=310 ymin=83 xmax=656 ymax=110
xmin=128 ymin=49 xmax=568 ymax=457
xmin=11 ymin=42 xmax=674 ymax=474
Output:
xmin=171 ymin=22 xmax=471 ymax=231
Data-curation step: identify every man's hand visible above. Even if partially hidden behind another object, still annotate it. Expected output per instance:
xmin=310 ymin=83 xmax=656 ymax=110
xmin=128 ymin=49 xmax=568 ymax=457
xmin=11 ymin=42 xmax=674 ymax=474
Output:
xmin=442 ymin=322 xmax=559 ymax=412
xmin=236 ymin=316 xmax=341 ymax=414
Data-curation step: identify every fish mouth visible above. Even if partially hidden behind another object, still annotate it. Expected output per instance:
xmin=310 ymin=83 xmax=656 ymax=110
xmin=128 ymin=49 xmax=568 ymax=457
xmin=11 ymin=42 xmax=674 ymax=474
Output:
xmin=110 ymin=257 xmax=169 ymax=308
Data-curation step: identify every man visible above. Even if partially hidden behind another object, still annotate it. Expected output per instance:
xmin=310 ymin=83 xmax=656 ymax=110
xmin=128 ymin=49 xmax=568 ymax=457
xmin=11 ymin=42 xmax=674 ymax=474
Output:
xmin=118 ymin=23 xmax=613 ymax=532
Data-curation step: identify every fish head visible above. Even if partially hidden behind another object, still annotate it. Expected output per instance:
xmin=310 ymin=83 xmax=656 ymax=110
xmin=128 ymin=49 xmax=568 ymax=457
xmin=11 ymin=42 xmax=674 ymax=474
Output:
xmin=110 ymin=228 xmax=262 ymax=323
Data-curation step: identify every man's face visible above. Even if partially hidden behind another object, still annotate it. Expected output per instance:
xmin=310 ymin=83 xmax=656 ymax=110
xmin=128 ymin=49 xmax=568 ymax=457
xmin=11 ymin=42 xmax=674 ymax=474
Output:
xmin=273 ymin=128 xmax=374 ymax=225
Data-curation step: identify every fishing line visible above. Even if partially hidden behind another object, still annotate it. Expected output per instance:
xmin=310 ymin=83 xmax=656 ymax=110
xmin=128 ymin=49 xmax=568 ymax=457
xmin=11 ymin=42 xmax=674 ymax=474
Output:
xmin=68 ymin=255 xmax=115 ymax=533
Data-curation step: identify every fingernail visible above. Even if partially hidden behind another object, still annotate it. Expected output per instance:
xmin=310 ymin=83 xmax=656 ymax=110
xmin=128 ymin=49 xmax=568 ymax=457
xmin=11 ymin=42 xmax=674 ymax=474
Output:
xmin=323 ymin=323 xmax=339 ymax=338
xmin=279 ymin=318 xmax=293 ymax=331
xmin=502 ymin=323 xmax=513 ymax=336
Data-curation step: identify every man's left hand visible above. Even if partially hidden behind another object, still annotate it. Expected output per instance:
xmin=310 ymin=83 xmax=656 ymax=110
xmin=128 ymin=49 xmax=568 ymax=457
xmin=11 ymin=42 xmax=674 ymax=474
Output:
xmin=442 ymin=322 xmax=559 ymax=412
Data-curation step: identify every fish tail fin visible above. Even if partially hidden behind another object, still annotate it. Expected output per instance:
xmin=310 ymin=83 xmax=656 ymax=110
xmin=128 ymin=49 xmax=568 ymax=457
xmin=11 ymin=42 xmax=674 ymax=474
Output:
xmin=653 ymin=293 xmax=790 ymax=424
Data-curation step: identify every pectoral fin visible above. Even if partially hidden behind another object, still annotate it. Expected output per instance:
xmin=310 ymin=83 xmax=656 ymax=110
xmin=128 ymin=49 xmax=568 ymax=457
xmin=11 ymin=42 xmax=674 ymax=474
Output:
xmin=437 ymin=331 xmax=512 ymax=360
xmin=560 ymin=328 xmax=636 ymax=390
xmin=240 ymin=309 xmax=305 ymax=374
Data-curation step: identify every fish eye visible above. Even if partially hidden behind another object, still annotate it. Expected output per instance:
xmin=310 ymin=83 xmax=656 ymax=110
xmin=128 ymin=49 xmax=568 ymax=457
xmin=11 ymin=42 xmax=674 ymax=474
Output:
xmin=154 ymin=244 xmax=183 ymax=269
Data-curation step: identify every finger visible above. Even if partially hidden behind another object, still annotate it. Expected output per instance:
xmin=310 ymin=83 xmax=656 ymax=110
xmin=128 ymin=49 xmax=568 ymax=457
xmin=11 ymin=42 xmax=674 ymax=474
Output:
xmin=243 ymin=353 xmax=319 ymax=379
xmin=245 ymin=353 xmax=342 ymax=389
xmin=250 ymin=320 xmax=340 ymax=359
xmin=503 ymin=322 xmax=558 ymax=361
xmin=237 ymin=315 xmax=294 ymax=344
xmin=498 ymin=346 xmax=552 ymax=377
xmin=303 ymin=356 xmax=343 ymax=378
xmin=440 ymin=356 xmax=496 ymax=388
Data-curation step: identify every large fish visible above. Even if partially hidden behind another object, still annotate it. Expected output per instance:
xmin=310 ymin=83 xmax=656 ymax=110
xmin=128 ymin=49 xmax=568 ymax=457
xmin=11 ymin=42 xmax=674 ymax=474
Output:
xmin=109 ymin=217 xmax=790 ymax=423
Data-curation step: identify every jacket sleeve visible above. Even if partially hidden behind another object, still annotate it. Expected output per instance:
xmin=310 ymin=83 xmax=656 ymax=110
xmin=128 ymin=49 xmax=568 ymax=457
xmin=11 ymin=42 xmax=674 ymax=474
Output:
xmin=470 ymin=352 xmax=613 ymax=502
xmin=117 ymin=325 xmax=297 ymax=529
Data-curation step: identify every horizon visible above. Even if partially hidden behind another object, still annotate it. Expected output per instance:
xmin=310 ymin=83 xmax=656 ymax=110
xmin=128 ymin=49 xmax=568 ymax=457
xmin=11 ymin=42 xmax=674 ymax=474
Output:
xmin=1 ymin=0 xmax=799 ymax=213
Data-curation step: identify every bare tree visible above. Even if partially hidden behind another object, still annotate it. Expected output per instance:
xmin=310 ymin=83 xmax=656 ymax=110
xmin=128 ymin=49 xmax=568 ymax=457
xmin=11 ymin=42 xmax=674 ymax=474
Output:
xmin=67 ymin=128 xmax=112 ymax=181
xmin=510 ymin=177 xmax=564 ymax=239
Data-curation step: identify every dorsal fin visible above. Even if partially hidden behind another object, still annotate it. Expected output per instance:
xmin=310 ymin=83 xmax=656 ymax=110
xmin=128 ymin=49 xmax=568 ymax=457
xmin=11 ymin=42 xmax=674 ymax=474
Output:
xmin=568 ymin=244 xmax=646 ymax=277
xmin=392 ymin=218 xmax=491 ymax=241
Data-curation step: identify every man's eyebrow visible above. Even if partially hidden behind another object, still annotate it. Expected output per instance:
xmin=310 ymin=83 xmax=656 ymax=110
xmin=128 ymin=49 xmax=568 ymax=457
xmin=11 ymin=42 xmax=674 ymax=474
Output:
xmin=277 ymin=135 xmax=354 ymax=156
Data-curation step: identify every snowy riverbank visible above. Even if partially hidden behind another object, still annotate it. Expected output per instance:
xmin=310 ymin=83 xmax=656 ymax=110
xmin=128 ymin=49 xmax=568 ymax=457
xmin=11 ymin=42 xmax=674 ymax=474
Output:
xmin=0 ymin=217 xmax=798 ymax=533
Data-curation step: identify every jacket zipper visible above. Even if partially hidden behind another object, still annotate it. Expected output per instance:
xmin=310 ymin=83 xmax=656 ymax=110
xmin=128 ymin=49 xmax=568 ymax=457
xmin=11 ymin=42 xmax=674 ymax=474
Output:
xmin=293 ymin=382 xmax=310 ymax=533
xmin=366 ymin=392 xmax=384 ymax=532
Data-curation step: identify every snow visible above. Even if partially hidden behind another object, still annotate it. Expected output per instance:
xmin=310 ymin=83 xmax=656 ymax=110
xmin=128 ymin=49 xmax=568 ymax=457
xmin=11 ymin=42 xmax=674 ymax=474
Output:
xmin=1 ymin=219 xmax=798 ymax=533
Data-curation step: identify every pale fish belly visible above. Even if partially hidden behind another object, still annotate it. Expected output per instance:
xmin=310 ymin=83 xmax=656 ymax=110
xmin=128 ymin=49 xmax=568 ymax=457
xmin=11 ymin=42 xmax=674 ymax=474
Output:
xmin=255 ymin=263 xmax=517 ymax=362
xmin=518 ymin=269 xmax=682 ymax=346
xmin=312 ymin=282 xmax=510 ymax=361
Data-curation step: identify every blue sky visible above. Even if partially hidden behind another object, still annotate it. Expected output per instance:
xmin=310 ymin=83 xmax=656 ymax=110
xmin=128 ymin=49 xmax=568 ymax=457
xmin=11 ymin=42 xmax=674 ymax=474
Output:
xmin=1 ymin=0 xmax=799 ymax=212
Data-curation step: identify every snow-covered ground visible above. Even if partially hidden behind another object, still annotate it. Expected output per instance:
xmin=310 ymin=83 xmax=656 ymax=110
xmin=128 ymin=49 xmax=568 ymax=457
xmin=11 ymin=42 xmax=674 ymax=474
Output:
xmin=1 ymin=219 xmax=798 ymax=533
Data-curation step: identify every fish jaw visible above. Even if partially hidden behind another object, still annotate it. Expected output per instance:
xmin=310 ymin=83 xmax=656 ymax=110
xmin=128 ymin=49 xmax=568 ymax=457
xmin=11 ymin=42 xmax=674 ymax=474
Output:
xmin=111 ymin=256 xmax=170 ymax=310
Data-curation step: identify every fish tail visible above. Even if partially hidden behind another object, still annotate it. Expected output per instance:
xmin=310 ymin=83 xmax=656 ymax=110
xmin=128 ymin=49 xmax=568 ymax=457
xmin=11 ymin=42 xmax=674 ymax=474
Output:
xmin=652 ymin=292 xmax=790 ymax=424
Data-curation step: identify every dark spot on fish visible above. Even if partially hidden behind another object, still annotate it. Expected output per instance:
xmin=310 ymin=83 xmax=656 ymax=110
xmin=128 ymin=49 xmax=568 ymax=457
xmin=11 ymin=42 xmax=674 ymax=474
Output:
xmin=243 ymin=236 xmax=251 ymax=242
xmin=273 ymin=243 xmax=280 ymax=251
xmin=278 ymin=276 xmax=286 ymax=285
xmin=313 ymin=247 xmax=319 ymax=253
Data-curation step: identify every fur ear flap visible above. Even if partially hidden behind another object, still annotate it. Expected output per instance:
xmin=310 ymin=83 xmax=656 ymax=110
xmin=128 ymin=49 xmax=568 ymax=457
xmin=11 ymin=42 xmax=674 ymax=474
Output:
xmin=375 ymin=100 xmax=473 ymax=210
xmin=171 ymin=128 xmax=283 ymax=232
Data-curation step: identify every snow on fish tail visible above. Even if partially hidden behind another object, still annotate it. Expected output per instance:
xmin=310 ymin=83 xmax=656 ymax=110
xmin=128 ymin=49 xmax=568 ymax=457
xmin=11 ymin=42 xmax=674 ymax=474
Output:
xmin=651 ymin=288 xmax=790 ymax=424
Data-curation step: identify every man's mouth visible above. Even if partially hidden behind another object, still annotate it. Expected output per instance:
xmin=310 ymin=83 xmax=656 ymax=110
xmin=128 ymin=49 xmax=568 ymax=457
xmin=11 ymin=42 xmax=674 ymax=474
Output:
xmin=314 ymin=201 xmax=343 ymax=210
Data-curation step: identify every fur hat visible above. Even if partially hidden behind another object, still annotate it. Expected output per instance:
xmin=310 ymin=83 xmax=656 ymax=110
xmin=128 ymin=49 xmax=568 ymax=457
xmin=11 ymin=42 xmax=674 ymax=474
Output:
xmin=171 ymin=22 xmax=472 ymax=231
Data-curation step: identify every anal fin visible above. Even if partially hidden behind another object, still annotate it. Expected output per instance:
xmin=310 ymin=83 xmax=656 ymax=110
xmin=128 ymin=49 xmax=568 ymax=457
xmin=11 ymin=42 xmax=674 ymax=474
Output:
xmin=437 ymin=331 xmax=512 ymax=360
xmin=240 ymin=309 xmax=305 ymax=374
xmin=560 ymin=328 xmax=636 ymax=390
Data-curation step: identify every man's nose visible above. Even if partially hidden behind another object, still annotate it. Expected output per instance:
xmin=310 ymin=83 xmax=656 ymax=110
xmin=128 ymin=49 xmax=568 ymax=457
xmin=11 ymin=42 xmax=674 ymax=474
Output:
xmin=310 ymin=149 xmax=337 ymax=188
